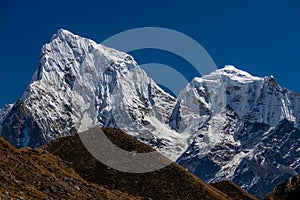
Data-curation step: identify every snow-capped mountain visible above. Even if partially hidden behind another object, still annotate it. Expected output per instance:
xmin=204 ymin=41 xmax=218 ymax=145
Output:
xmin=0 ymin=29 xmax=187 ymax=161
xmin=0 ymin=29 xmax=299 ymax=198
xmin=173 ymin=66 xmax=300 ymax=198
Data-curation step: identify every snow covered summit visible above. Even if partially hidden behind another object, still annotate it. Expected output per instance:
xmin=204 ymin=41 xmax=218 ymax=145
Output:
xmin=173 ymin=65 xmax=300 ymax=198
xmin=0 ymin=29 xmax=181 ymax=157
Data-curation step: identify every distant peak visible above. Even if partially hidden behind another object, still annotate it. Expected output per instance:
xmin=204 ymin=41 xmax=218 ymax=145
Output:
xmin=218 ymin=65 xmax=247 ymax=74
xmin=215 ymin=65 xmax=262 ymax=80
xmin=57 ymin=28 xmax=73 ymax=35
xmin=51 ymin=28 xmax=78 ymax=41
xmin=223 ymin=65 xmax=238 ymax=70
xmin=190 ymin=65 xmax=263 ymax=85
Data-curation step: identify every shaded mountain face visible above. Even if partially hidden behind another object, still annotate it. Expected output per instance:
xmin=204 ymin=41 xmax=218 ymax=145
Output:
xmin=0 ymin=29 xmax=299 ymax=198
xmin=0 ymin=136 xmax=142 ymax=200
xmin=263 ymin=174 xmax=300 ymax=200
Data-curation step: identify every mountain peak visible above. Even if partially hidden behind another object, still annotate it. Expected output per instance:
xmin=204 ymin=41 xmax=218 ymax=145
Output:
xmin=5 ymin=29 xmax=178 ymax=153
xmin=190 ymin=66 xmax=262 ymax=87
xmin=206 ymin=65 xmax=263 ymax=83
xmin=223 ymin=65 xmax=239 ymax=70
xmin=57 ymin=28 xmax=73 ymax=35
xmin=218 ymin=65 xmax=256 ymax=78
xmin=50 ymin=28 xmax=81 ymax=42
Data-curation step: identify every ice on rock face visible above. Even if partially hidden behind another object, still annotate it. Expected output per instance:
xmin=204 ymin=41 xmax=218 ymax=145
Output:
xmin=0 ymin=104 xmax=14 ymax=135
xmin=174 ymin=65 xmax=300 ymax=198
xmin=1 ymin=29 xmax=183 ymax=158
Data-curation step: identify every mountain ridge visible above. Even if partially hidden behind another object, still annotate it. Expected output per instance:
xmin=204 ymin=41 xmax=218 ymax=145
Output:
xmin=0 ymin=29 xmax=299 ymax=198
xmin=44 ymin=127 xmax=231 ymax=200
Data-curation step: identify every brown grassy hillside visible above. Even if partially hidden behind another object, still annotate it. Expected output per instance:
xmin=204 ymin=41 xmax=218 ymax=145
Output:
xmin=44 ymin=127 xmax=230 ymax=200
xmin=0 ymin=136 xmax=141 ymax=200
xmin=210 ymin=180 xmax=257 ymax=200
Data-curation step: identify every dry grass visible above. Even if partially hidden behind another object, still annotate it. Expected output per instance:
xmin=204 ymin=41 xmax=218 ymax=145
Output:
xmin=0 ymin=137 xmax=141 ymax=199
xmin=210 ymin=180 xmax=258 ymax=200
xmin=44 ymin=127 xmax=230 ymax=200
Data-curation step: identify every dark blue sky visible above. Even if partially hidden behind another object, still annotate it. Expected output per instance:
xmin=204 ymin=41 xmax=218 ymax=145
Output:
xmin=0 ymin=0 xmax=300 ymax=107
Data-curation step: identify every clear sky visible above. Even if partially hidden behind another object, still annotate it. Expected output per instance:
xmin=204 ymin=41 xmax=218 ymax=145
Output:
xmin=0 ymin=0 xmax=300 ymax=107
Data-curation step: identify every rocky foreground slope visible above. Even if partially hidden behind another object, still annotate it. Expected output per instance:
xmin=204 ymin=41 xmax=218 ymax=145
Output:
xmin=0 ymin=128 xmax=260 ymax=200
xmin=44 ymin=128 xmax=231 ymax=200
xmin=0 ymin=135 xmax=142 ymax=200
xmin=210 ymin=181 xmax=257 ymax=200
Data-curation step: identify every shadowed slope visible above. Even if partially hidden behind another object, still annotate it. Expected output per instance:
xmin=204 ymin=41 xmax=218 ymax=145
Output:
xmin=210 ymin=180 xmax=257 ymax=200
xmin=44 ymin=128 xmax=230 ymax=200
xmin=264 ymin=175 xmax=300 ymax=200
